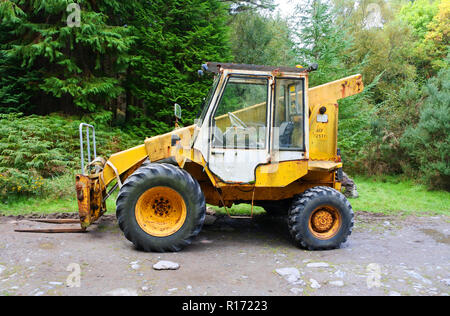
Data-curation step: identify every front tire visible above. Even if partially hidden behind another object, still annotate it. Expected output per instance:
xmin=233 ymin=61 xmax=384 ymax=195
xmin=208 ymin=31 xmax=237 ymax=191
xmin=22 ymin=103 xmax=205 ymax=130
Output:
xmin=116 ymin=163 xmax=206 ymax=252
xmin=288 ymin=186 xmax=354 ymax=250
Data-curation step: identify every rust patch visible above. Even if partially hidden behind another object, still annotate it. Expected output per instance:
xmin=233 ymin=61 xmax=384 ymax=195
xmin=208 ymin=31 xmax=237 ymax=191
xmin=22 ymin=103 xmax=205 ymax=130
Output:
xmin=341 ymin=83 xmax=346 ymax=99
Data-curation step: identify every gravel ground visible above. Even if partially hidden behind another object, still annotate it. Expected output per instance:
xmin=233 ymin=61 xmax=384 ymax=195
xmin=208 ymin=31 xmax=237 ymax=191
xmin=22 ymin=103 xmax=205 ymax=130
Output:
xmin=0 ymin=211 xmax=449 ymax=296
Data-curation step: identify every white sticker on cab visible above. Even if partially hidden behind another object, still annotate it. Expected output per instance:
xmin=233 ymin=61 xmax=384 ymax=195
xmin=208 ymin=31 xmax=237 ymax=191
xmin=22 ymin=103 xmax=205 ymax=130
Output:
xmin=317 ymin=114 xmax=328 ymax=123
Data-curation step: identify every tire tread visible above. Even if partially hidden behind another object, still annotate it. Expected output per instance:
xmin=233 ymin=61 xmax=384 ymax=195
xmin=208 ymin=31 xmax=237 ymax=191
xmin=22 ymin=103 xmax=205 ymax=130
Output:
xmin=288 ymin=186 xmax=354 ymax=250
xmin=116 ymin=163 xmax=205 ymax=252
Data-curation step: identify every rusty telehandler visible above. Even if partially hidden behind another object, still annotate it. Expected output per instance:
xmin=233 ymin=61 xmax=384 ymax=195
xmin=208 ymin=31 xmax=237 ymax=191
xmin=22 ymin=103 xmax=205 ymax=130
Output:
xmin=72 ymin=62 xmax=364 ymax=252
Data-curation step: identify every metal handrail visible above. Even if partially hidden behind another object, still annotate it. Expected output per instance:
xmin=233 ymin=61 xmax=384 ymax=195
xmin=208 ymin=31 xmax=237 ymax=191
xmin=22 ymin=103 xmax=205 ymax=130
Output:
xmin=79 ymin=123 xmax=97 ymax=175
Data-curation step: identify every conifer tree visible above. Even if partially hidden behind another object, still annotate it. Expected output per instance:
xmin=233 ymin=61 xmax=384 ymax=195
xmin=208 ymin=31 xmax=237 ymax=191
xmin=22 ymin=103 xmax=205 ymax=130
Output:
xmin=230 ymin=11 xmax=296 ymax=66
xmin=291 ymin=0 xmax=355 ymax=86
xmin=126 ymin=0 xmax=232 ymax=135
xmin=0 ymin=0 xmax=133 ymax=114
xmin=401 ymin=55 xmax=450 ymax=190
xmin=223 ymin=0 xmax=275 ymax=13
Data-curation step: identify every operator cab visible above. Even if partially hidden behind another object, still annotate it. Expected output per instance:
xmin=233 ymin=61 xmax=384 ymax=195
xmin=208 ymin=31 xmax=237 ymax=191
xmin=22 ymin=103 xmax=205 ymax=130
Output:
xmin=194 ymin=62 xmax=314 ymax=183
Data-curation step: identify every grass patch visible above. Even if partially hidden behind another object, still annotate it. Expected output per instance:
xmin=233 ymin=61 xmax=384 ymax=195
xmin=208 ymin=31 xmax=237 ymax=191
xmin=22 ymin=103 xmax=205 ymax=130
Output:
xmin=0 ymin=195 xmax=117 ymax=216
xmin=208 ymin=203 xmax=266 ymax=216
xmin=0 ymin=172 xmax=117 ymax=216
xmin=0 ymin=175 xmax=448 ymax=217
xmin=351 ymin=176 xmax=450 ymax=216
xmin=210 ymin=177 xmax=450 ymax=217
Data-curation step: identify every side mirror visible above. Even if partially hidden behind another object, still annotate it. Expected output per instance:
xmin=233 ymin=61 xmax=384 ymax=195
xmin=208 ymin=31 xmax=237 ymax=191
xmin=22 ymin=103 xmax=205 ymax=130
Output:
xmin=198 ymin=64 xmax=209 ymax=77
xmin=307 ymin=63 xmax=319 ymax=72
xmin=174 ymin=103 xmax=182 ymax=120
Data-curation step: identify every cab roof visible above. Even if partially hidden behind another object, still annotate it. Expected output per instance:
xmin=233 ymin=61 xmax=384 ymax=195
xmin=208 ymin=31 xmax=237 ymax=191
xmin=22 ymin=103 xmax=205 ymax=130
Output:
xmin=205 ymin=62 xmax=312 ymax=75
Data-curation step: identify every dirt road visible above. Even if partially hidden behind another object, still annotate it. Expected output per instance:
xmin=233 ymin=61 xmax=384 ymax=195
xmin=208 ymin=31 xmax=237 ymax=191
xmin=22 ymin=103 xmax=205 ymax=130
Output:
xmin=0 ymin=211 xmax=449 ymax=296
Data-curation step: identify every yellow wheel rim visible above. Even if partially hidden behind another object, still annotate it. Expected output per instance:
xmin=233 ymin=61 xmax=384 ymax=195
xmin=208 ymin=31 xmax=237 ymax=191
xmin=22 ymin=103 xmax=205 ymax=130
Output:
xmin=308 ymin=205 xmax=342 ymax=240
xmin=135 ymin=186 xmax=187 ymax=237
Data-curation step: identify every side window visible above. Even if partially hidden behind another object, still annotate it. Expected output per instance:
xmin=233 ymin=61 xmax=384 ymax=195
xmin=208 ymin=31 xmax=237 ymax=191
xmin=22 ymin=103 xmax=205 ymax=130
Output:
xmin=274 ymin=78 xmax=305 ymax=150
xmin=212 ymin=77 xmax=268 ymax=149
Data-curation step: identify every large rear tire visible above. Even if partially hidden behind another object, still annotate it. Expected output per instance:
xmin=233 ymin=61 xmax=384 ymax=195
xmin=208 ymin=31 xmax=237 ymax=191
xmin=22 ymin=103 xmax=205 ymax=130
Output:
xmin=288 ymin=186 xmax=354 ymax=250
xmin=116 ymin=163 xmax=206 ymax=252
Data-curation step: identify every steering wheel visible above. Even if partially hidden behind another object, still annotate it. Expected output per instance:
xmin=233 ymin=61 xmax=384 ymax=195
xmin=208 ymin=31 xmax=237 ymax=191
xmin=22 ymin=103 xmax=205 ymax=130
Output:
xmin=228 ymin=112 xmax=248 ymax=129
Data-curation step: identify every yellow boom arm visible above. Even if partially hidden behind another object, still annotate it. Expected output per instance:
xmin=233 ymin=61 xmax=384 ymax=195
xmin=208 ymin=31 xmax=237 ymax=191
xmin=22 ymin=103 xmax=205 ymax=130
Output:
xmin=308 ymin=74 xmax=364 ymax=161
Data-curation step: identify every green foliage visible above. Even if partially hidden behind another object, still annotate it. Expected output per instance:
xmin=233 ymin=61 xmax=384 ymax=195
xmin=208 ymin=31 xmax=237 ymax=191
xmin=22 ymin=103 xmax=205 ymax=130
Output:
xmin=398 ymin=0 xmax=440 ymax=39
xmin=324 ymin=0 xmax=449 ymax=191
xmin=0 ymin=114 xmax=72 ymax=177
xmin=0 ymin=113 xmax=140 ymax=200
xmin=362 ymin=78 xmax=425 ymax=175
xmin=224 ymin=0 xmax=275 ymax=13
xmin=0 ymin=0 xmax=134 ymax=114
xmin=126 ymin=0 xmax=232 ymax=135
xmin=338 ymin=97 xmax=374 ymax=172
xmin=0 ymin=3 xmax=38 ymax=112
xmin=418 ymin=0 xmax=450 ymax=75
xmin=337 ymin=72 xmax=384 ymax=173
xmin=230 ymin=11 xmax=296 ymax=66
xmin=0 ymin=168 xmax=44 ymax=197
xmin=398 ymin=0 xmax=447 ymax=77
xmin=292 ymin=0 xmax=358 ymax=86
xmin=0 ymin=54 xmax=37 ymax=113
xmin=350 ymin=175 xmax=450 ymax=216
xmin=332 ymin=0 xmax=418 ymax=101
xmin=401 ymin=59 xmax=450 ymax=190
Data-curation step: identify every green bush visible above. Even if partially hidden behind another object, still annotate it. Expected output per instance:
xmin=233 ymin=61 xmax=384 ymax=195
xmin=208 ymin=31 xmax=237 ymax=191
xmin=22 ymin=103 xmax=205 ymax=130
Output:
xmin=337 ymin=74 xmax=382 ymax=174
xmin=359 ymin=79 xmax=425 ymax=175
xmin=0 ymin=168 xmax=44 ymax=196
xmin=0 ymin=113 xmax=142 ymax=200
xmin=401 ymin=60 xmax=450 ymax=190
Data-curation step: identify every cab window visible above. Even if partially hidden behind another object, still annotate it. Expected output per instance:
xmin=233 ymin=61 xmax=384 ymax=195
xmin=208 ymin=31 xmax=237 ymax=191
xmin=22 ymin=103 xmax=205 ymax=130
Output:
xmin=212 ymin=76 xmax=268 ymax=149
xmin=274 ymin=78 xmax=305 ymax=150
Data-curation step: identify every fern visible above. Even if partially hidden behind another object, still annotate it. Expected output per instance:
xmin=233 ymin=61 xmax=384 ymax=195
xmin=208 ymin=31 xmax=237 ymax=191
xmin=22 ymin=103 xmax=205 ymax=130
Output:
xmin=0 ymin=113 xmax=141 ymax=199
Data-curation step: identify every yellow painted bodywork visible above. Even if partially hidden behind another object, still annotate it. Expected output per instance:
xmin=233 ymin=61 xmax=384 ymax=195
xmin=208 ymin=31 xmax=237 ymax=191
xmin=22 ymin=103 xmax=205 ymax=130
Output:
xmin=135 ymin=186 xmax=187 ymax=237
xmin=255 ymin=160 xmax=308 ymax=187
xmin=100 ymin=74 xmax=363 ymax=197
xmin=308 ymin=74 xmax=364 ymax=161
xmin=144 ymin=125 xmax=195 ymax=162
xmin=309 ymin=103 xmax=339 ymax=161
xmin=102 ymin=144 xmax=148 ymax=186
xmin=101 ymin=125 xmax=195 ymax=187
xmin=308 ymin=161 xmax=343 ymax=172
xmin=75 ymin=175 xmax=106 ymax=229
xmin=76 ymin=70 xmax=364 ymax=227
xmin=308 ymin=74 xmax=364 ymax=110
xmin=215 ymin=101 xmax=266 ymax=131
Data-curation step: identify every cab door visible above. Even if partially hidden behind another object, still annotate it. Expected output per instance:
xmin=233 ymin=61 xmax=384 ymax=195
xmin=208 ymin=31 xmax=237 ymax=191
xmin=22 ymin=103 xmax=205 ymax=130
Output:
xmin=272 ymin=77 xmax=307 ymax=162
xmin=207 ymin=75 xmax=272 ymax=183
